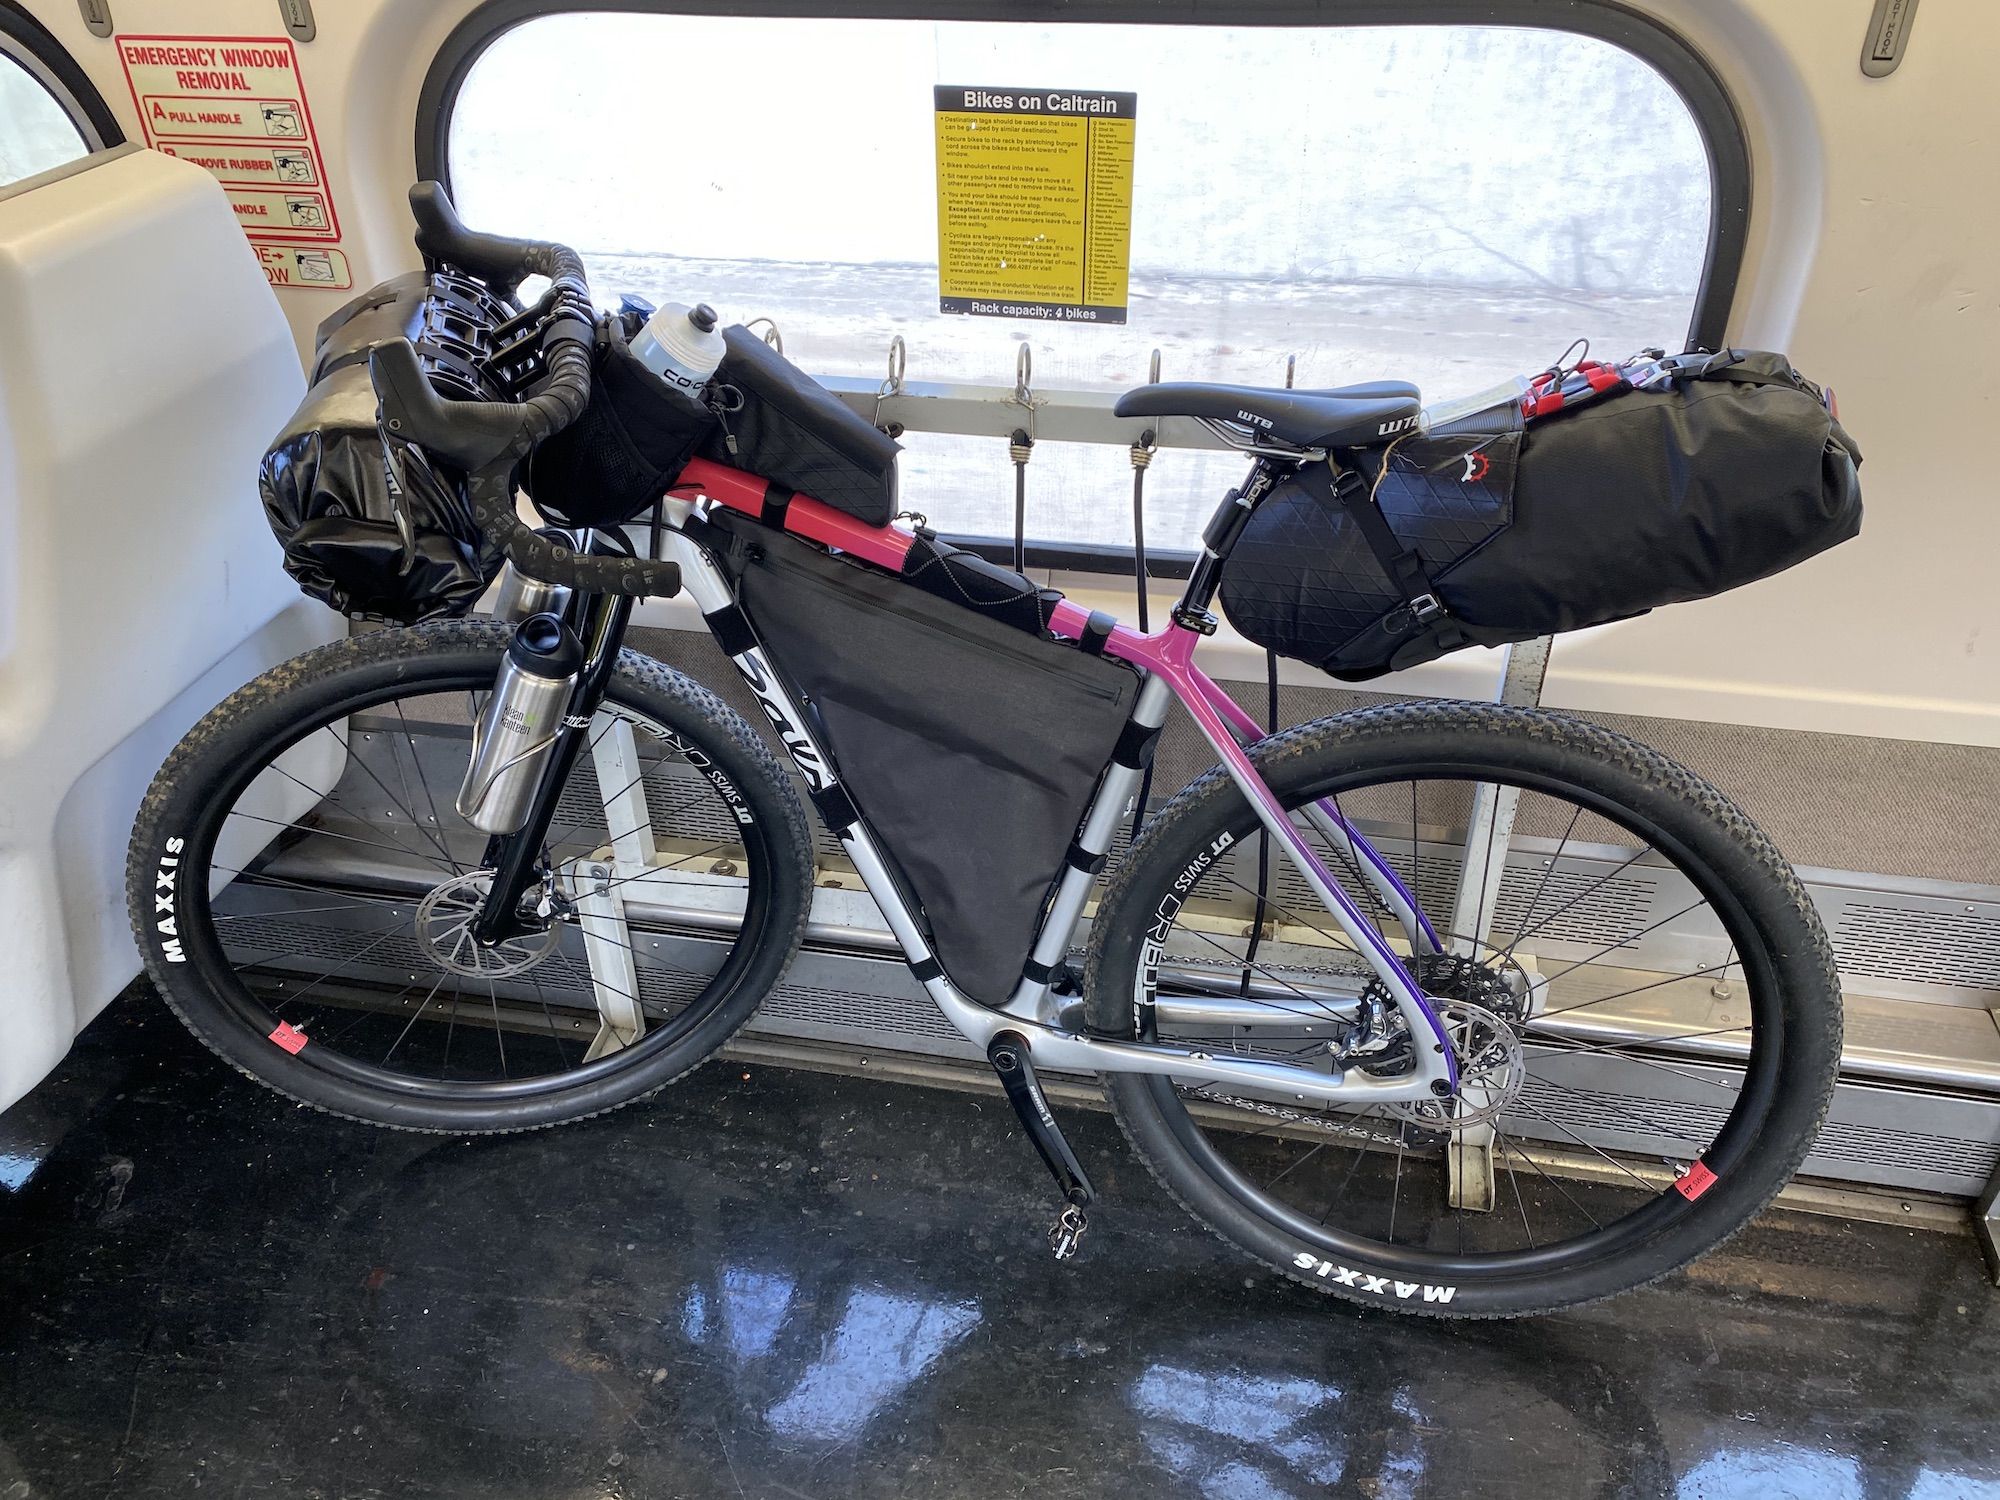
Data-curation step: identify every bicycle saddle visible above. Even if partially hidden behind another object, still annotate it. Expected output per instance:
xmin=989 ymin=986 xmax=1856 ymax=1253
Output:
xmin=1115 ymin=379 xmax=1422 ymax=449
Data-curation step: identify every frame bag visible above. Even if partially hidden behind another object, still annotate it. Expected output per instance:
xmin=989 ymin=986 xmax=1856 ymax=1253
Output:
xmin=702 ymin=512 xmax=1137 ymax=1002
xmin=698 ymin=326 xmax=902 ymax=526
xmin=1219 ymin=350 xmax=1863 ymax=680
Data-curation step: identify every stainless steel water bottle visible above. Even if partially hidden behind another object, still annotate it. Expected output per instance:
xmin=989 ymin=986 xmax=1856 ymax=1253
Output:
xmin=490 ymin=560 xmax=573 ymax=624
xmin=456 ymin=613 xmax=584 ymax=835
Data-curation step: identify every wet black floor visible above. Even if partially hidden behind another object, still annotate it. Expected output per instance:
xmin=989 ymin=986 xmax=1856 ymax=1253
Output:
xmin=2 ymin=997 xmax=1996 ymax=1500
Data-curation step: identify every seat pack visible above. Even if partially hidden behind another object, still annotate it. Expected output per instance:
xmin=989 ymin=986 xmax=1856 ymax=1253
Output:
xmin=1218 ymin=349 xmax=1864 ymax=680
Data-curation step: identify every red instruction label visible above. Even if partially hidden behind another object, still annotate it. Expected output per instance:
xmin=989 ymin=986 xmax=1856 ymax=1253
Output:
xmin=116 ymin=35 xmax=351 ymax=288
xmin=268 ymin=1021 xmax=309 ymax=1054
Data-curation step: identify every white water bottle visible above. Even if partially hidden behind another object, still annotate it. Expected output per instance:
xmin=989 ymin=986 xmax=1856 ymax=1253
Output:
xmin=629 ymin=301 xmax=726 ymax=401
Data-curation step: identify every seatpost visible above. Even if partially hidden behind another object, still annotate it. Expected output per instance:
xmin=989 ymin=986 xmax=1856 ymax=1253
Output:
xmin=1172 ymin=458 xmax=1284 ymax=632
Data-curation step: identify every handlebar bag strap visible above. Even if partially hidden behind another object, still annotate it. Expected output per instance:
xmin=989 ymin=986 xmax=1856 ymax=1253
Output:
xmin=523 ymin=314 xmax=719 ymax=529
xmin=698 ymin=325 xmax=901 ymax=526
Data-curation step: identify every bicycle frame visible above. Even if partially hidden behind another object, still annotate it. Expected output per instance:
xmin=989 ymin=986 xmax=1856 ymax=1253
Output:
xmin=608 ymin=460 xmax=1462 ymax=1108
xmin=467 ymin=451 xmax=1458 ymax=1106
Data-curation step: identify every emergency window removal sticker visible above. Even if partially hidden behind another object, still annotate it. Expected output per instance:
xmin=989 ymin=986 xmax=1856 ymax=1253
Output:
xmin=934 ymin=86 xmax=1136 ymax=324
xmin=116 ymin=35 xmax=352 ymax=290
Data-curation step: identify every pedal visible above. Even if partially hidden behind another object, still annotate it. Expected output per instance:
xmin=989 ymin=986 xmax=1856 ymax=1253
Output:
xmin=1048 ymin=1205 xmax=1089 ymax=1261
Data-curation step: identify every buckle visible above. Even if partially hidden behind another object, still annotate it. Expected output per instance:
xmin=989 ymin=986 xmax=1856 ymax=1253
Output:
xmin=1409 ymin=592 xmax=1445 ymax=624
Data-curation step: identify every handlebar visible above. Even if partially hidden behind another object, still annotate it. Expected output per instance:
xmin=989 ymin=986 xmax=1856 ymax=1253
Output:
xmin=367 ymin=182 xmax=681 ymax=599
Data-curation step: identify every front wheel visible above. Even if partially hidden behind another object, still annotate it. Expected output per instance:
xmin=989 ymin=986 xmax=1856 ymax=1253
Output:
xmin=127 ymin=620 xmax=815 ymax=1134
xmin=1084 ymin=702 xmax=1841 ymax=1317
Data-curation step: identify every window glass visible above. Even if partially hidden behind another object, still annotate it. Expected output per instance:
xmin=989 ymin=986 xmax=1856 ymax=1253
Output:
xmin=0 ymin=52 xmax=89 ymax=188
xmin=451 ymin=14 xmax=1712 ymax=553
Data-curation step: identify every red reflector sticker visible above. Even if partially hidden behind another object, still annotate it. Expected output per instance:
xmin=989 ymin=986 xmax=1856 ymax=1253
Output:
xmin=1675 ymin=1160 xmax=1718 ymax=1201
xmin=269 ymin=1021 xmax=309 ymax=1055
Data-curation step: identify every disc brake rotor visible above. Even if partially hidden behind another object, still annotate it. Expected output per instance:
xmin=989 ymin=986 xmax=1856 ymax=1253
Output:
xmin=414 ymin=870 xmax=561 ymax=979
xmin=1386 ymin=999 xmax=1527 ymax=1131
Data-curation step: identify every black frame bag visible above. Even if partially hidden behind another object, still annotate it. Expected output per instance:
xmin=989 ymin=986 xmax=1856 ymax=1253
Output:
xmin=701 ymin=511 xmax=1136 ymax=1002
xmin=1220 ymin=350 xmax=1863 ymax=680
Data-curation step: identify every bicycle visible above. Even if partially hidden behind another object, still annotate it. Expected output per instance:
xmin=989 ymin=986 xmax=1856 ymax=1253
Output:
xmin=127 ymin=198 xmax=1841 ymax=1318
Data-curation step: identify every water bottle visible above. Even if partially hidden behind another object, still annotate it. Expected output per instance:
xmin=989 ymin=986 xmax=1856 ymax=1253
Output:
xmin=456 ymin=614 xmax=583 ymax=835
xmin=629 ymin=301 xmax=726 ymax=401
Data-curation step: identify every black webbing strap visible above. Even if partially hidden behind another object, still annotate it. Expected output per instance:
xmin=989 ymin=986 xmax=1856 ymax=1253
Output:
xmin=760 ymin=482 xmax=794 ymax=529
xmin=1079 ymin=611 xmax=1115 ymax=656
xmin=1296 ymin=460 xmax=1445 ymax=624
xmin=909 ymin=956 xmax=945 ymax=983
xmin=703 ymin=603 xmax=756 ymax=658
xmin=1113 ymin=720 xmax=1161 ymax=770
xmin=1022 ymin=957 xmax=1057 ymax=985
xmin=810 ymin=782 xmax=860 ymax=835
xmin=1065 ymin=841 xmax=1107 ymax=875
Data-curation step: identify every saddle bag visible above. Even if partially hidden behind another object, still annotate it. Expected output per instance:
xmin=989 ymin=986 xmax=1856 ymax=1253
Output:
xmin=259 ymin=270 xmax=522 ymax=623
xmin=701 ymin=511 xmax=1137 ymax=1003
xmin=698 ymin=326 xmax=902 ymax=526
xmin=1219 ymin=349 xmax=1863 ymax=680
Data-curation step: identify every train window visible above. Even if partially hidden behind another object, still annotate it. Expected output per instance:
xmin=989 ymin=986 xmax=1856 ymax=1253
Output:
xmin=0 ymin=51 xmax=89 ymax=187
xmin=442 ymin=12 xmax=1725 ymax=557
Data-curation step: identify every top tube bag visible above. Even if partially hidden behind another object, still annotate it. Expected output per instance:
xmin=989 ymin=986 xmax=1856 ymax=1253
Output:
xmin=1219 ymin=349 xmax=1863 ymax=680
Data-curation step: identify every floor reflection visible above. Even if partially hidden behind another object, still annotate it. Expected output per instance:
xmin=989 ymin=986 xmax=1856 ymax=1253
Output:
xmin=764 ymin=1287 xmax=981 ymax=1442
xmin=1 ymin=1004 xmax=1996 ymax=1499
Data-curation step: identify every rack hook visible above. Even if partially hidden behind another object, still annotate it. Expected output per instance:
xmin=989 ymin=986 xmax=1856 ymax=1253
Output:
xmin=874 ymin=334 xmax=907 ymax=434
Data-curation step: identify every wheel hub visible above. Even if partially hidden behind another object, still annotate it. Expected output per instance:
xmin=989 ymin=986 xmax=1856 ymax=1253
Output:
xmin=413 ymin=870 xmax=561 ymax=979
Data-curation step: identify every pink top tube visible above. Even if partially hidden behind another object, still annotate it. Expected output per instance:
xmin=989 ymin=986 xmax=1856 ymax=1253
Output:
xmin=670 ymin=456 xmax=917 ymax=573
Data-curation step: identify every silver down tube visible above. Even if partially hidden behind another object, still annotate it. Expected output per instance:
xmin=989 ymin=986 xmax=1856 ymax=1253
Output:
xmin=456 ymin=613 xmax=582 ymax=835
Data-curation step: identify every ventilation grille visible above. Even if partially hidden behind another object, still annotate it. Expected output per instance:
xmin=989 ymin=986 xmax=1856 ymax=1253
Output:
xmin=756 ymin=981 xmax=959 ymax=1042
xmin=1514 ymin=1075 xmax=2000 ymax=1184
xmin=1833 ymin=901 xmax=2000 ymax=991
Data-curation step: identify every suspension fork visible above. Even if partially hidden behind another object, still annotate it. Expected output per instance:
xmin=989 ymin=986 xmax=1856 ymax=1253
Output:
xmin=471 ymin=585 xmax=635 ymax=944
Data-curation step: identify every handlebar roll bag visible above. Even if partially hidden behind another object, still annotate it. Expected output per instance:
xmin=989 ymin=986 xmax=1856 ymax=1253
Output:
xmin=699 ymin=509 xmax=1136 ymax=1003
xmin=698 ymin=326 xmax=901 ymax=526
xmin=258 ymin=362 xmax=503 ymax=623
xmin=522 ymin=315 xmax=719 ymax=529
xmin=1219 ymin=350 xmax=1863 ymax=680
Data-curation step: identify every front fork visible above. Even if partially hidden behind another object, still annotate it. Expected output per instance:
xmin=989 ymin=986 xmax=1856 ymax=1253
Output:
xmin=470 ymin=580 xmax=635 ymax=946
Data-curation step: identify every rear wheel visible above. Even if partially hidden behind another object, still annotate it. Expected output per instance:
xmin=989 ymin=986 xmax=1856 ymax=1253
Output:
xmin=1084 ymin=702 xmax=1840 ymax=1317
xmin=127 ymin=620 xmax=814 ymax=1133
